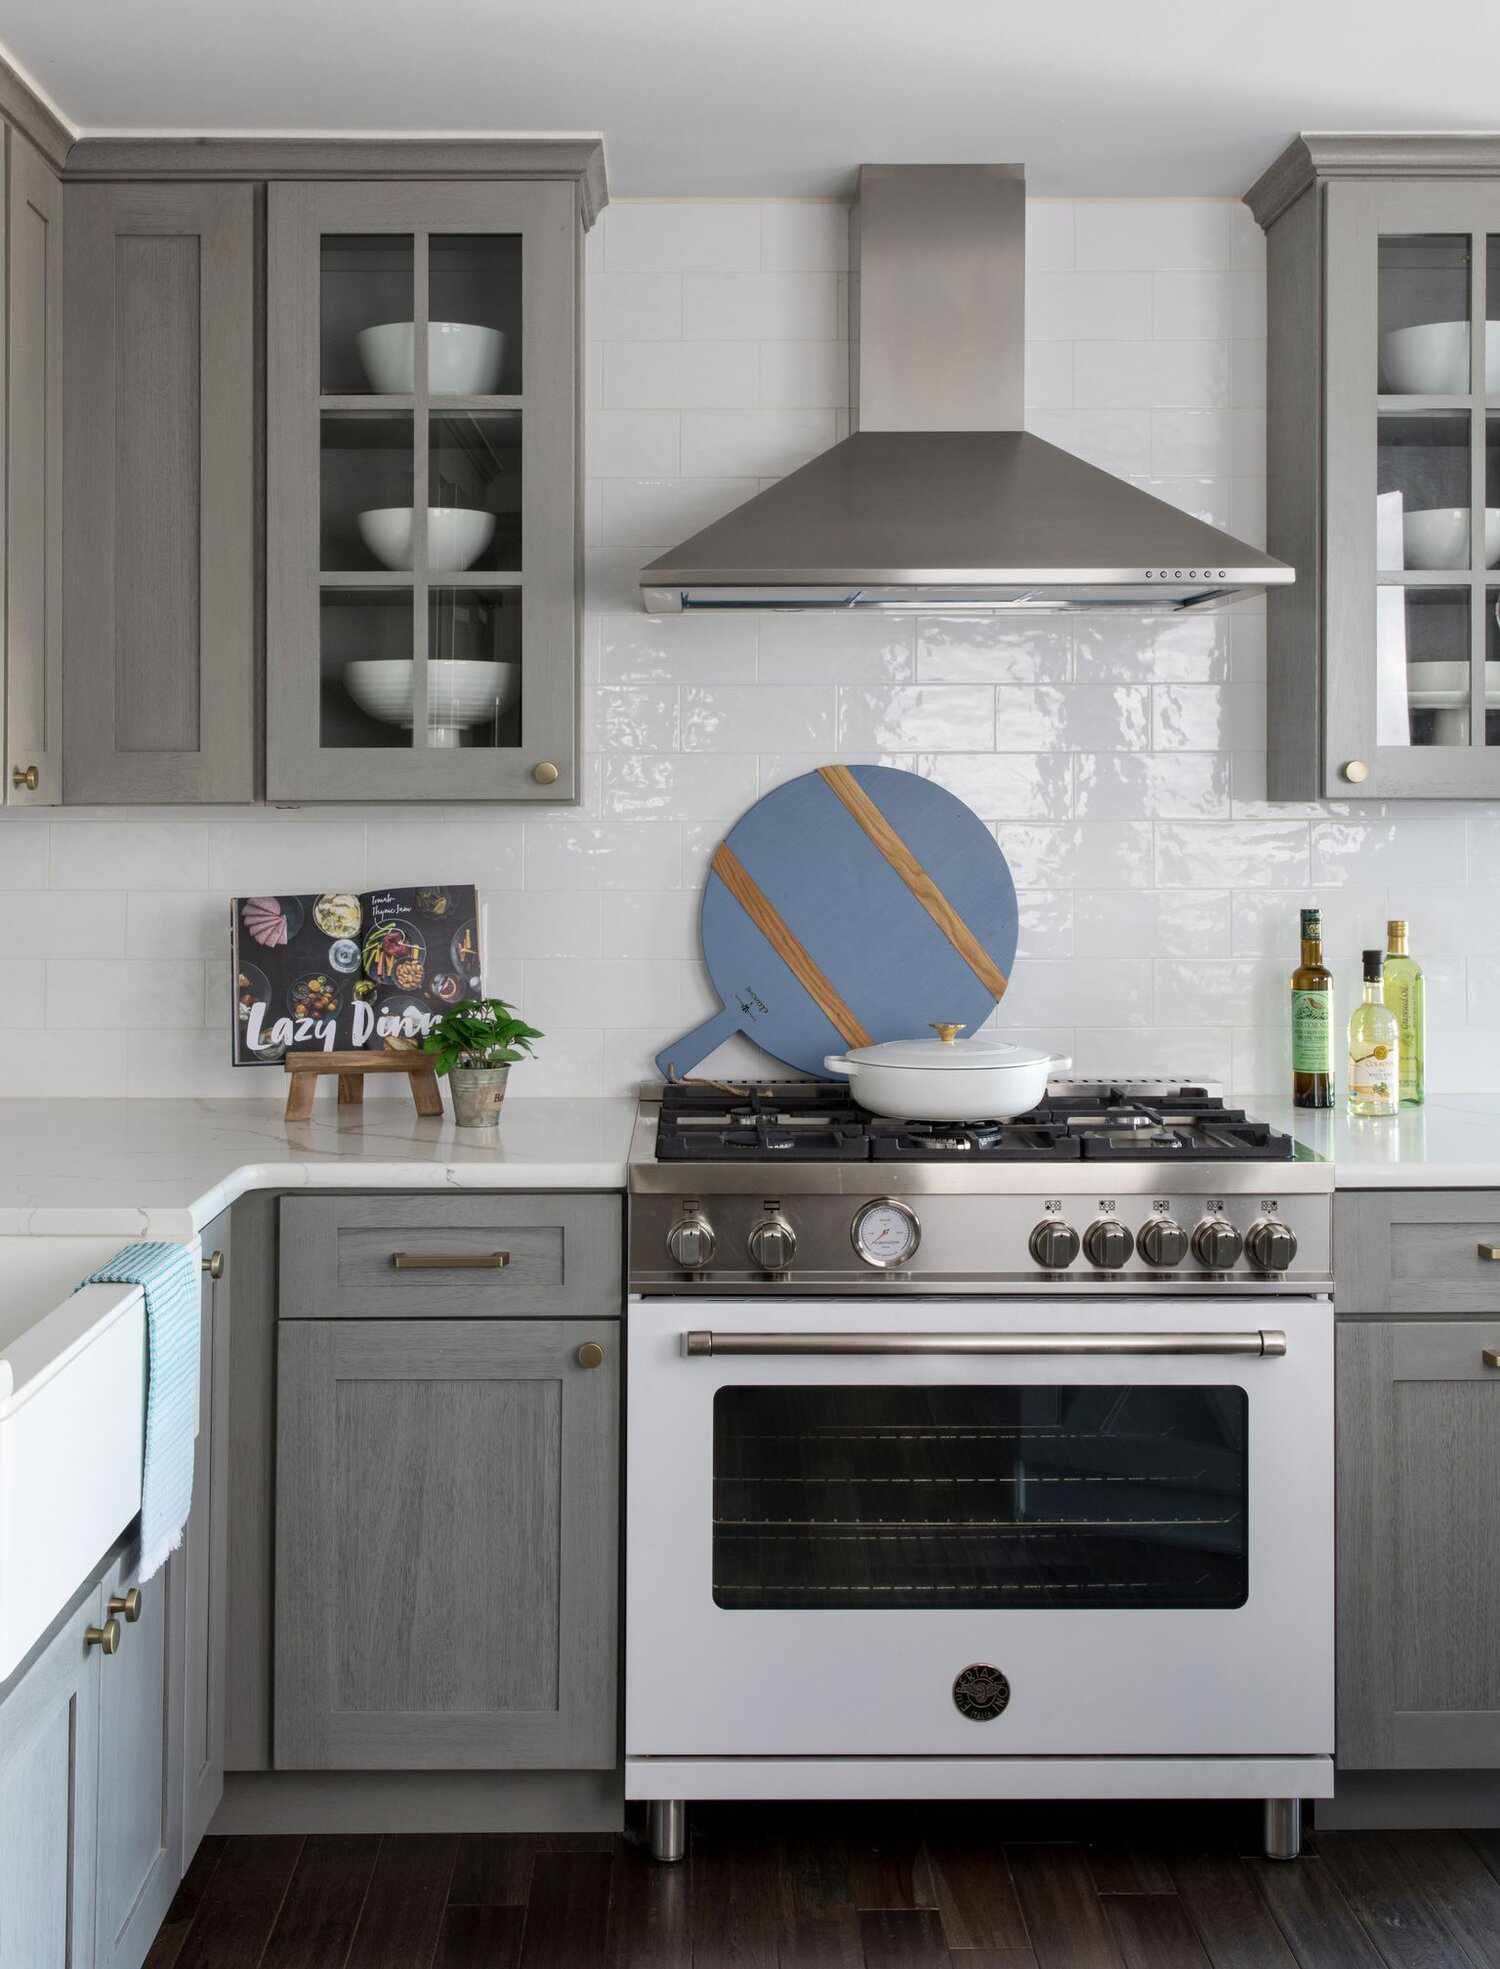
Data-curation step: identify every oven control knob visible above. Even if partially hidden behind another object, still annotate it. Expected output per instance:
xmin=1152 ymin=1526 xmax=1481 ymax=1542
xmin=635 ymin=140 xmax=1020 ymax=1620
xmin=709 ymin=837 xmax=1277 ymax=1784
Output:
xmin=667 ymin=1213 xmax=717 ymax=1270
xmin=748 ymin=1215 xmax=797 ymax=1272
xmin=1192 ymin=1217 xmax=1243 ymax=1270
xmin=1138 ymin=1217 xmax=1189 ymax=1268
xmin=1083 ymin=1218 xmax=1134 ymax=1270
xmin=1246 ymin=1218 xmax=1297 ymax=1273
xmin=1029 ymin=1219 xmax=1080 ymax=1270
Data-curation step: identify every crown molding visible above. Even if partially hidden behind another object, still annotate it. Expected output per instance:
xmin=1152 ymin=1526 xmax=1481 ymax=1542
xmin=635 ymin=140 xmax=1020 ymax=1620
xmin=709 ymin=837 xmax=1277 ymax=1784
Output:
xmin=0 ymin=43 xmax=74 ymax=173
xmin=1247 ymin=132 xmax=1500 ymax=230
xmin=62 ymin=135 xmax=609 ymax=225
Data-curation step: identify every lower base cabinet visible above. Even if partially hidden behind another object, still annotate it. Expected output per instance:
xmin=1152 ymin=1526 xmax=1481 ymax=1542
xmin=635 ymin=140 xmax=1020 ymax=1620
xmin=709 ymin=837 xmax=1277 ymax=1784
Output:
xmin=1338 ymin=1318 xmax=1500 ymax=1767
xmin=275 ymin=1316 xmax=618 ymax=1771
xmin=0 ymin=1583 xmax=101 ymax=1967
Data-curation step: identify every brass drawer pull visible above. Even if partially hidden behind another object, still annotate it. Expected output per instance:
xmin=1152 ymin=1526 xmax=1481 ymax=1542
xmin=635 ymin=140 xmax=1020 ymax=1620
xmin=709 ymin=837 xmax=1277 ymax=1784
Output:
xmin=11 ymin=764 xmax=39 ymax=792
xmin=1484 ymin=1349 xmax=1500 ymax=1369
xmin=85 ymin=1618 xmax=121 ymax=1656
xmin=1479 ymin=1243 xmax=1500 ymax=1261
xmin=576 ymin=1341 xmax=605 ymax=1369
xmin=108 ymin=1589 xmax=142 ymax=1623
xmin=391 ymin=1250 xmax=510 ymax=1271
xmin=202 ymin=1250 xmax=224 ymax=1280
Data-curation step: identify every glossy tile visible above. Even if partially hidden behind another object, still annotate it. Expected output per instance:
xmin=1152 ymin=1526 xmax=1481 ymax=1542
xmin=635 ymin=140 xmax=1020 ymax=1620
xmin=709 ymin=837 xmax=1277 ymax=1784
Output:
xmin=996 ymin=821 xmax=1155 ymax=890
xmin=760 ymin=612 xmax=916 ymax=686
xmin=1152 ymin=409 xmax=1237 ymax=477
xmin=679 ymin=408 xmax=836 ymax=478
xmin=1153 ymin=270 xmax=1265 ymax=340
xmin=1074 ymin=751 xmax=1231 ymax=818
xmin=52 ymin=817 xmax=210 ymax=890
xmin=587 ymin=686 xmax=681 ymax=752
xmin=48 ymin=958 xmax=203 ymax=1029
xmin=760 ymin=201 xmax=849 ymax=271
xmin=605 ymin=201 xmax=761 ymax=273
xmin=599 ymin=476 xmax=759 ymax=551
xmin=1012 ymin=889 xmax=1075 ymax=958
xmin=1153 ymin=683 xmax=1265 ymax=752
xmin=589 ymin=273 xmax=683 ymax=341
xmin=1074 ymin=888 xmax=1232 ymax=957
xmin=758 ymin=340 xmax=849 ymax=408
xmin=1026 ymin=200 xmax=1075 ymax=272
xmin=1072 ymin=341 xmax=1229 ymax=410
xmin=602 ymin=340 xmax=758 ymax=410
xmin=601 ymin=753 xmax=759 ymax=822
xmin=994 ymin=685 xmax=1149 ymax=752
xmin=837 ymin=686 xmax=995 ymax=751
xmin=915 ymin=753 xmax=1073 ymax=821
xmin=1154 ymin=958 xmax=1277 ymax=1026
xmin=756 ymin=751 xmax=914 ymax=795
xmin=598 ymin=601 xmax=758 ymax=685
xmin=684 ymin=272 xmax=838 ymax=341
xmin=1024 ymin=343 xmax=1074 ymax=411
xmin=600 ymin=890 xmax=703 ymax=960
xmin=0 ymin=818 xmax=49 ymax=888
xmin=363 ymin=813 xmax=524 ymax=889
xmin=527 ymin=957 xmax=693 ymax=1029
xmin=1155 ymin=820 xmax=1310 ymax=888
xmin=0 ymin=1030 xmax=129 ymax=1098
xmin=684 ymin=685 xmax=836 ymax=752
xmin=588 ymin=409 xmax=680 ymax=478
xmin=1074 ymin=199 xmax=1229 ymax=271
xmin=1231 ymin=338 xmax=1266 ymax=408
xmin=1073 ymin=612 xmax=1230 ymax=683
xmin=1027 ymin=271 xmax=1153 ymax=341
xmin=1311 ymin=813 xmax=1469 ymax=888
xmin=917 ymin=616 xmax=1072 ymax=685
xmin=999 ymin=956 xmax=1153 ymax=1027
xmin=206 ymin=817 xmax=367 ymax=895
xmin=126 ymin=891 xmax=230 ymax=961
xmin=523 ymin=818 xmax=682 ymax=891
xmin=491 ymin=891 xmax=602 ymax=960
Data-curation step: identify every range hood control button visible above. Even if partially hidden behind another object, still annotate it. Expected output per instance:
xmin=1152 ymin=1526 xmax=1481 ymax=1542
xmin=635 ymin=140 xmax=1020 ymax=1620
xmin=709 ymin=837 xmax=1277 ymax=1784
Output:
xmin=1029 ymin=1219 xmax=1080 ymax=1270
xmin=748 ymin=1215 xmax=797 ymax=1272
xmin=1192 ymin=1217 xmax=1243 ymax=1270
xmin=1083 ymin=1219 xmax=1134 ymax=1270
xmin=667 ymin=1213 xmax=717 ymax=1270
xmin=1138 ymin=1217 xmax=1188 ymax=1268
xmin=1246 ymin=1219 xmax=1297 ymax=1272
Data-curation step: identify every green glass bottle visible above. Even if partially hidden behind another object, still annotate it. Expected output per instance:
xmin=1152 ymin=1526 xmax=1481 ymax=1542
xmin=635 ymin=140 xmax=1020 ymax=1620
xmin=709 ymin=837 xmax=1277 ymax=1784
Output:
xmin=1383 ymin=918 xmax=1425 ymax=1107
xmin=1291 ymin=907 xmax=1334 ymax=1108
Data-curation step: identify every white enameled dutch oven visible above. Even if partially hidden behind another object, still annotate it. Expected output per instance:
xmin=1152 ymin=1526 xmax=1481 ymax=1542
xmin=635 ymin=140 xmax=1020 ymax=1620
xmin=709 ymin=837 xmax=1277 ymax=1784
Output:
xmin=824 ymin=1022 xmax=1070 ymax=1121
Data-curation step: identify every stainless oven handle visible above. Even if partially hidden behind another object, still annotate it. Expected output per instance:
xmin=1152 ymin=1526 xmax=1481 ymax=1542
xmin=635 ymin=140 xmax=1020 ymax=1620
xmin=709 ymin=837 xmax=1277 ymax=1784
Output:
xmin=683 ymin=1330 xmax=1287 ymax=1358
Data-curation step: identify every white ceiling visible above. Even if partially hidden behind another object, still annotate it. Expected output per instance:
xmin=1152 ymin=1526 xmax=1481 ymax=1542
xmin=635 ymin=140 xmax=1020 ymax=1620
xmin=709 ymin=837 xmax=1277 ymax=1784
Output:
xmin=7 ymin=0 xmax=1500 ymax=197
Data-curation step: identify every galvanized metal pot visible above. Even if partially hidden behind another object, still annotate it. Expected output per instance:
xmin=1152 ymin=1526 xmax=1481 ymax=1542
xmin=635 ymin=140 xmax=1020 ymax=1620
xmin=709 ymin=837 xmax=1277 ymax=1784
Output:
xmin=448 ymin=1064 xmax=509 ymax=1128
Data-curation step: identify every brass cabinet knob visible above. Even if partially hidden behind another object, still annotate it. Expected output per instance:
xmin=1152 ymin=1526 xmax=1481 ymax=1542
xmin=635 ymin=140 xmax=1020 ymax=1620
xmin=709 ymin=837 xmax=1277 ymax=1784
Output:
xmin=10 ymin=765 xmax=39 ymax=792
xmin=1341 ymin=760 xmax=1369 ymax=784
xmin=202 ymin=1250 xmax=224 ymax=1280
xmin=532 ymin=760 xmax=561 ymax=786
xmin=85 ymin=1618 xmax=121 ymax=1656
xmin=108 ymin=1589 xmax=142 ymax=1623
xmin=1484 ymin=1348 xmax=1500 ymax=1369
xmin=576 ymin=1341 xmax=606 ymax=1369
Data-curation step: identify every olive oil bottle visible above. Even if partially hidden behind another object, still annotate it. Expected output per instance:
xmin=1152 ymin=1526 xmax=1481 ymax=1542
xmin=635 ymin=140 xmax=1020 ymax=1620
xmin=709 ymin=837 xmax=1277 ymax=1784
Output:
xmin=1291 ymin=907 xmax=1334 ymax=1108
xmin=1383 ymin=918 xmax=1425 ymax=1106
xmin=1348 ymin=950 xmax=1400 ymax=1118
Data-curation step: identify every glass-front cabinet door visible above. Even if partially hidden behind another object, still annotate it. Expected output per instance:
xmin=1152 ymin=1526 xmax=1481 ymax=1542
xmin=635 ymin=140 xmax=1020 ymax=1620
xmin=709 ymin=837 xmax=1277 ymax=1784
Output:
xmin=267 ymin=182 xmax=578 ymax=800
xmin=1326 ymin=180 xmax=1500 ymax=796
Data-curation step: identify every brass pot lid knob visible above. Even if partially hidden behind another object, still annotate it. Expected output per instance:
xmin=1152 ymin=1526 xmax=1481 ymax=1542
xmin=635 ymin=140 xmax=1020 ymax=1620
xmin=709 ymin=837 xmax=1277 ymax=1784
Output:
xmin=929 ymin=1022 xmax=966 ymax=1045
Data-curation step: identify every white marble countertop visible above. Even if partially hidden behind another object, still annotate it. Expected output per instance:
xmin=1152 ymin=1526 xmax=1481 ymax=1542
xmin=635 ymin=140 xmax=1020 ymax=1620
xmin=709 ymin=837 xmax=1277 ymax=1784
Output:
xmin=0 ymin=1090 xmax=1495 ymax=1239
xmin=1257 ymin=1093 xmax=1500 ymax=1189
xmin=0 ymin=1098 xmax=637 ymax=1239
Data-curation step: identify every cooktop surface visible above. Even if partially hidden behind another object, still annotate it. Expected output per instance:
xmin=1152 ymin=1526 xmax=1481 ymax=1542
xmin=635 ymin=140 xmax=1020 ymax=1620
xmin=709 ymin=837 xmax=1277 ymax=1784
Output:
xmin=653 ymin=1079 xmax=1296 ymax=1164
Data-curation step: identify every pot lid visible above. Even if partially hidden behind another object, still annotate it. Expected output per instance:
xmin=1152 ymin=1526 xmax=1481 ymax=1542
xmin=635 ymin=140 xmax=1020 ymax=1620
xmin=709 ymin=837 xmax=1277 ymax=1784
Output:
xmin=840 ymin=1024 xmax=1055 ymax=1071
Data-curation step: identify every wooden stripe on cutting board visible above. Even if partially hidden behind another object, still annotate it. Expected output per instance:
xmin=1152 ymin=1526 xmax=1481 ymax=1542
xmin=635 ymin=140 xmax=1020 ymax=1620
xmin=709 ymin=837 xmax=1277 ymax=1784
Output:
xmin=818 ymin=764 xmax=1011 ymax=1002
xmin=711 ymin=841 xmax=873 ymax=1048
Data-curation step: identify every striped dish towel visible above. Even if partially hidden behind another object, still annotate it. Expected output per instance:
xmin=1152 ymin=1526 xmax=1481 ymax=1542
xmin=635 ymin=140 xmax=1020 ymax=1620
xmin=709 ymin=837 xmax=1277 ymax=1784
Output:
xmin=79 ymin=1239 xmax=201 ymax=1581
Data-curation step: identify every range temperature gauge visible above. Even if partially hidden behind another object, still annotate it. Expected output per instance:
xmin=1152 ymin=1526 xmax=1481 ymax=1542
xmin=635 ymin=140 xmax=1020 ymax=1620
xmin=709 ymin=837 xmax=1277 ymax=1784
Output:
xmin=852 ymin=1198 xmax=921 ymax=1269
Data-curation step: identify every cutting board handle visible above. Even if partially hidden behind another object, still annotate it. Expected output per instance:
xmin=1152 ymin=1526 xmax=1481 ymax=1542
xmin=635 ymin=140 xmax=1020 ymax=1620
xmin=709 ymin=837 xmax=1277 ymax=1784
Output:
xmin=654 ymin=1006 xmax=742 ymax=1082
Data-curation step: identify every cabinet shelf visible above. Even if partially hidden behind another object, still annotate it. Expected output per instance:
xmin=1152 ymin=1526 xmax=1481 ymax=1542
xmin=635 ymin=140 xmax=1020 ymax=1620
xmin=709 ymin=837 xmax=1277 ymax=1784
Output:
xmin=318 ymin=569 xmax=523 ymax=589
xmin=319 ymin=393 xmax=524 ymax=413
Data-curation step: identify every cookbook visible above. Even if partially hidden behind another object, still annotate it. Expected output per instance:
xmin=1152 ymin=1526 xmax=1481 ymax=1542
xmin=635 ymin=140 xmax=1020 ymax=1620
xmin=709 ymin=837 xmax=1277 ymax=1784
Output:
xmin=231 ymin=885 xmax=480 ymax=1066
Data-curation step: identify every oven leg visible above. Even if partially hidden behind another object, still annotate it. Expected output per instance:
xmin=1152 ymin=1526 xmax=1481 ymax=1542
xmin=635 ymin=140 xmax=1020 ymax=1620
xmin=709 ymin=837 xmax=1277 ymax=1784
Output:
xmin=1263 ymin=1797 xmax=1302 ymax=1860
xmin=648 ymin=1799 xmax=687 ymax=1864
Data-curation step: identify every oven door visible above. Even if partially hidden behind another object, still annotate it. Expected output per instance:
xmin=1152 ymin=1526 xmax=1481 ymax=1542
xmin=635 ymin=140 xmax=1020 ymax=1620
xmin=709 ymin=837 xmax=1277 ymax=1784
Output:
xmin=626 ymin=1295 xmax=1332 ymax=1759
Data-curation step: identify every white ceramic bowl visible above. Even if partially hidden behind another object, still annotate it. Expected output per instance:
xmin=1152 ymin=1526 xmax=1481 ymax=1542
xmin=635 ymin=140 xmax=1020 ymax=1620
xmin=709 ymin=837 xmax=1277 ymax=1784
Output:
xmin=344 ymin=658 xmax=517 ymax=748
xmin=1402 ymin=506 xmax=1500 ymax=570
xmin=355 ymin=321 xmax=507 ymax=395
xmin=1381 ymin=320 xmax=1500 ymax=397
xmin=356 ymin=506 xmax=496 ymax=573
xmin=823 ymin=1033 xmax=1071 ymax=1121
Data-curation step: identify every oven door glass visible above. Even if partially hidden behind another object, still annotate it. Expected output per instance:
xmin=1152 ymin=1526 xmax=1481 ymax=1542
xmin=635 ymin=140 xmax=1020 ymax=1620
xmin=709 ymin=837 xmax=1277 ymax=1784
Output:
xmin=712 ymin=1383 xmax=1248 ymax=1611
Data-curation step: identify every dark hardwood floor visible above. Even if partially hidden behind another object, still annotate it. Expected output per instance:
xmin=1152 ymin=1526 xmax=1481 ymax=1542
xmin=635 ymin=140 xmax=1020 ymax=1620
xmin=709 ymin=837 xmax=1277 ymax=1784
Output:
xmin=145 ymin=1803 xmax=1500 ymax=1968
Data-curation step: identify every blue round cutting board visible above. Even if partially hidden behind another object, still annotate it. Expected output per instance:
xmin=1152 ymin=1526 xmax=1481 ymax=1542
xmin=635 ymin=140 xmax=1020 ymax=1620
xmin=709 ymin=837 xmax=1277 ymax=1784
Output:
xmin=655 ymin=764 xmax=1019 ymax=1080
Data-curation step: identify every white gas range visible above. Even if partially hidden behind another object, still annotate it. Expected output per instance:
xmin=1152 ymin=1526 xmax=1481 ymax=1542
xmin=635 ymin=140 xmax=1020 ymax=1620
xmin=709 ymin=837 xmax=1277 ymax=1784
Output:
xmin=625 ymin=1080 xmax=1333 ymax=1864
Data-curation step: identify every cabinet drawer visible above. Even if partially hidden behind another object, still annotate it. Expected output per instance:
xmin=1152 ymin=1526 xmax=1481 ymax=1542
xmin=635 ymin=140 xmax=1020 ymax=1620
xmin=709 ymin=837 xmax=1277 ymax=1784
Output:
xmin=1336 ymin=1191 xmax=1500 ymax=1315
xmin=279 ymin=1194 xmax=620 ymax=1319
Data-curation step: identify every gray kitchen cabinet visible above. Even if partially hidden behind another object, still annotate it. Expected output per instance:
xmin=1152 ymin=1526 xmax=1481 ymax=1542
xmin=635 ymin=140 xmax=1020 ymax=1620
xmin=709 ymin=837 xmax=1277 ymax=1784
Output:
xmin=274 ymin=1315 xmax=618 ymax=1771
xmin=0 ymin=1580 xmax=102 ymax=1968
xmin=1337 ymin=1316 xmax=1500 ymax=1769
xmin=179 ymin=1215 xmax=230 ymax=1860
xmin=265 ymin=179 xmax=581 ymax=802
xmin=93 ymin=1552 xmax=183 ymax=1969
xmin=1249 ymin=136 xmax=1500 ymax=799
xmin=62 ymin=181 xmax=258 ymax=804
xmin=3 ymin=125 xmax=63 ymax=810
xmin=1335 ymin=1188 xmax=1500 ymax=1315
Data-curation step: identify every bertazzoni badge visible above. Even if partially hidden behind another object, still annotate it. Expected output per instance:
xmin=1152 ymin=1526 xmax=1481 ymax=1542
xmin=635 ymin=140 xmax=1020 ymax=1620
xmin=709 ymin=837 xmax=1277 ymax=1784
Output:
xmin=952 ymin=1663 xmax=1011 ymax=1721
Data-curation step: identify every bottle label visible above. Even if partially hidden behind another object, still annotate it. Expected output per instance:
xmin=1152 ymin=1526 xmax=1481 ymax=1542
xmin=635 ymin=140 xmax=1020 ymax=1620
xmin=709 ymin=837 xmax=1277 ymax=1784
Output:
xmin=1350 ymin=1041 xmax=1397 ymax=1105
xmin=1292 ymin=988 xmax=1332 ymax=1072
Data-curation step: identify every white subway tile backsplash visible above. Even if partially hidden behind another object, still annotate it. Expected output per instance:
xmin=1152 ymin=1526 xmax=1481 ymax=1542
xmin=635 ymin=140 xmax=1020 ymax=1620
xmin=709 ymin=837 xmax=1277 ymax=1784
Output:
xmin=679 ymin=408 xmax=835 ymax=478
xmin=684 ymin=272 xmax=838 ymax=341
xmin=15 ymin=195 xmax=1495 ymax=1102
xmin=917 ymin=617 xmax=1072 ymax=685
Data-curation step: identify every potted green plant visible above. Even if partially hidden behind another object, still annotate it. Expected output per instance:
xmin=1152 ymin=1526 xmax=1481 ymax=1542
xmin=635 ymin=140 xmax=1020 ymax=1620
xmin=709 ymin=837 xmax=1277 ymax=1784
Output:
xmin=422 ymin=997 xmax=544 ymax=1128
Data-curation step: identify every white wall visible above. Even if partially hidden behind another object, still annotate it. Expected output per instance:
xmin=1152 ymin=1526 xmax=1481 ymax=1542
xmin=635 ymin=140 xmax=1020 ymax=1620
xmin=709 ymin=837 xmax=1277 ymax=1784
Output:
xmin=0 ymin=195 xmax=1492 ymax=1099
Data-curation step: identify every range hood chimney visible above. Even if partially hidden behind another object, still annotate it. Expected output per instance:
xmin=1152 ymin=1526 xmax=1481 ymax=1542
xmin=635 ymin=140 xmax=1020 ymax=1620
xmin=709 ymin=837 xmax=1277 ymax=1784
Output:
xmin=639 ymin=164 xmax=1292 ymax=613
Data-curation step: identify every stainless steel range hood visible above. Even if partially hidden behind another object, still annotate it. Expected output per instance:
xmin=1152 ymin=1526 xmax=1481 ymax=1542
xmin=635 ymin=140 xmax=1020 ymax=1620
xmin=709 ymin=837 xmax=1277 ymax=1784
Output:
xmin=639 ymin=165 xmax=1293 ymax=614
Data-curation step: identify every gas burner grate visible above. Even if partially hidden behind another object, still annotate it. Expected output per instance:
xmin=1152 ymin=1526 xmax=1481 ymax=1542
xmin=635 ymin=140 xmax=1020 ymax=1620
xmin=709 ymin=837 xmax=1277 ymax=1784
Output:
xmin=869 ymin=1118 xmax=1082 ymax=1161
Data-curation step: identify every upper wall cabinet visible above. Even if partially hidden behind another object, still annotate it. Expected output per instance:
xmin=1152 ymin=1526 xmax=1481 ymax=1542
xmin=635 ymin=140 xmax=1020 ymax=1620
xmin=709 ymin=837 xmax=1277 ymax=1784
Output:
xmin=266 ymin=180 xmax=580 ymax=802
xmin=1250 ymin=136 xmax=1500 ymax=799
xmin=3 ymin=128 xmax=63 ymax=809
xmin=64 ymin=182 xmax=259 ymax=803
